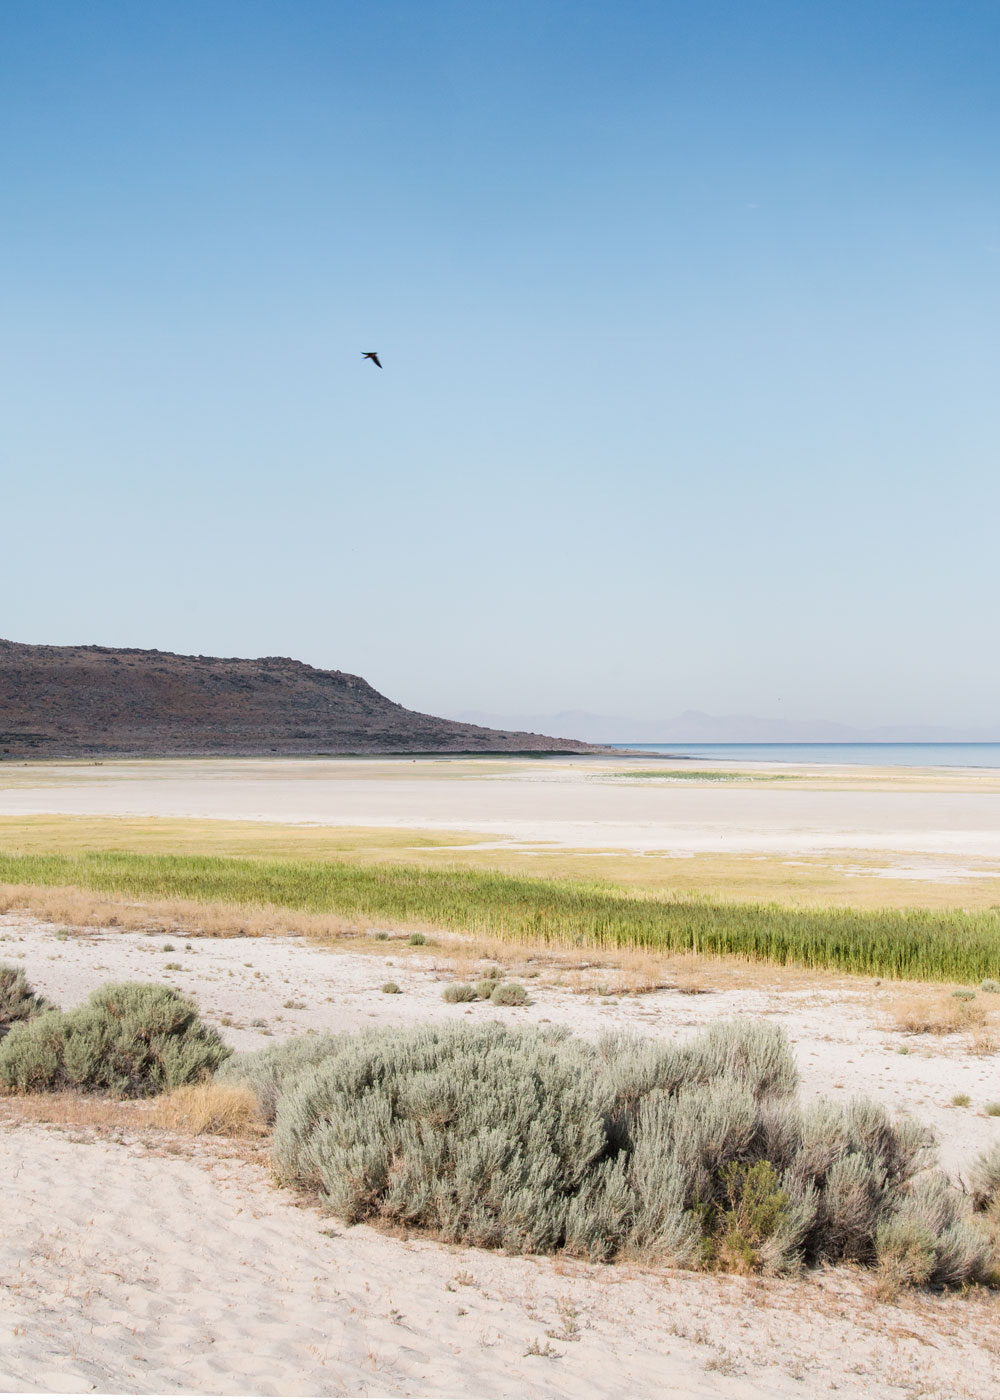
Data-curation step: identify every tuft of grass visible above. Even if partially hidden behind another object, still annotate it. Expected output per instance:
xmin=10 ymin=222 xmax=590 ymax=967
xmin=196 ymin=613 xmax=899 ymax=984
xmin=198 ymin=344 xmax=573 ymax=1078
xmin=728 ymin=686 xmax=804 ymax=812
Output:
xmin=984 ymin=1103 xmax=1000 ymax=1117
xmin=892 ymin=993 xmax=988 ymax=1036
xmin=951 ymin=1093 xmax=971 ymax=1108
xmin=381 ymin=981 xmax=402 ymax=995
xmin=981 ymin=979 xmax=1000 ymax=994
xmin=149 ymin=1081 xmax=263 ymax=1137
xmin=2 ymin=849 xmax=1000 ymax=983
xmin=407 ymin=932 xmax=427 ymax=946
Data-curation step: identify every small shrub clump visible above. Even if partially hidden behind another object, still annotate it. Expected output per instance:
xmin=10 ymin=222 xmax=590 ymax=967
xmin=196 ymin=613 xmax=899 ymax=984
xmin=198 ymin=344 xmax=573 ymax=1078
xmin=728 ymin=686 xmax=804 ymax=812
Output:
xmin=381 ymin=982 xmax=402 ymax=995
xmin=475 ymin=979 xmax=500 ymax=1000
xmin=0 ymin=981 xmax=230 ymax=1096
xmin=442 ymin=983 xmax=477 ymax=1003
xmin=981 ymin=979 xmax=1000 ymax=994
xmin=0 ymin=964 xmax=53 ymax=1038
xmin=222 ymin=1017 xmax=997 ymax=1287
xmin=490 ymin=982 xmax=529 ymax=1006
xmin=407 ymin=933 xmax=427 ymax=946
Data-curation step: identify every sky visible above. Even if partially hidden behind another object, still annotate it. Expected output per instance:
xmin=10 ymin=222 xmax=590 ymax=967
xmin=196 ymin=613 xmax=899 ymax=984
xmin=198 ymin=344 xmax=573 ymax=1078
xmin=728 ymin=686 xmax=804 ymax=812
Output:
xmin=3 ymin=1 xmax=999 ymax=733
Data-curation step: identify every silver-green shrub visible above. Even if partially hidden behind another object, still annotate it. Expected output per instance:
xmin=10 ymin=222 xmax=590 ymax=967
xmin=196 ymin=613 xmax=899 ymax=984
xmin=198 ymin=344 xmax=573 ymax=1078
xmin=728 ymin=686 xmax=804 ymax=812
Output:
xmin=217 ymin=1034 xmax=344 ymax=1122
xmin=968 ymin=1143 xmax=1000 ymax=1212
xmin=0 ymin=981 xmax=230 ymax=1095
xmin=272 ymin=1022 xmax=606 ymax=1254
xmin=256 ymin=1017 xmax=996 ymax=1285
xmin=0 ymin=964 xmax=53 ymax=1037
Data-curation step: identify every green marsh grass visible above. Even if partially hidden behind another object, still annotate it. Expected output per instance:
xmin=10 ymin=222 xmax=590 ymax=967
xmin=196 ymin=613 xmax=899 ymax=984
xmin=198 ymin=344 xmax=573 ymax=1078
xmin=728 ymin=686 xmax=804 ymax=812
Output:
xmin=2 ymin=849 xmax=999 ymax=983
xmin=611 ymin=770 xmax=794 ymax=782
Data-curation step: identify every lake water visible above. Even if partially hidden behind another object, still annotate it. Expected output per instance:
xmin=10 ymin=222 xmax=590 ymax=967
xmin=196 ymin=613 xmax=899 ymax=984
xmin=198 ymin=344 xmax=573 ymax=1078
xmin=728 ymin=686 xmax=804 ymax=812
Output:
xmin=608 ymin=742 xmax=1000 ymax=769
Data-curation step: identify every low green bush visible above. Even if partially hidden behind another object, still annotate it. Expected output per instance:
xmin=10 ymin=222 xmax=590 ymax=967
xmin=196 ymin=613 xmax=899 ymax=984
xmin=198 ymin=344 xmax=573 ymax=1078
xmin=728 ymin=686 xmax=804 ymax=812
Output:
xmin=0 ymin=964 xmax=53 ymax=1037
xmin=490 ymin=982 xmax=528 ymax=1006
xmin=232 ymin=1017 xmax=996 ymax=1285
xmin=981 ymin=979 xmax=1000 ymax=994
xmin=0 ymin=981 xmax=230 ymax=1096
xmin=442 ymin=983 xmax=477 ymax=1003
xmin=381 ymin=981 xmax=402 ymax=995
xmin=475 ymin=979 xmax=500 ymax=1000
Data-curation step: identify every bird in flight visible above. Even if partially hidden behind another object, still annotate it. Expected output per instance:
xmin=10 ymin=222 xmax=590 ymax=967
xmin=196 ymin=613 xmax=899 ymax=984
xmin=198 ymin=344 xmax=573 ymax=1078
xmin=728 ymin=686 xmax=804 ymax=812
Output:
xmin=362 ymin=351 xmax=382 ymax=368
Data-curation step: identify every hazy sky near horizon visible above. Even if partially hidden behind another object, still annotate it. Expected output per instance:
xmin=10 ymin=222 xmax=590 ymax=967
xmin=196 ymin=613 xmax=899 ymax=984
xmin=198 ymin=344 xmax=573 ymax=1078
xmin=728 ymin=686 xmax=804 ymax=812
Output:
xmin=4 ymin=1 xmax=999 ymax=729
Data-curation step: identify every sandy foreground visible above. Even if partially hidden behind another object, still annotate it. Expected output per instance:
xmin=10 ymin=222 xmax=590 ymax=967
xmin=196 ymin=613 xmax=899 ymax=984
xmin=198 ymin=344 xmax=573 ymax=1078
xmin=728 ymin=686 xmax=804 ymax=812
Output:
xmin=3 ymin=913 xmax=1000 ymax=1397
xmin=2 ymin=757 xmax=1000 ymax=859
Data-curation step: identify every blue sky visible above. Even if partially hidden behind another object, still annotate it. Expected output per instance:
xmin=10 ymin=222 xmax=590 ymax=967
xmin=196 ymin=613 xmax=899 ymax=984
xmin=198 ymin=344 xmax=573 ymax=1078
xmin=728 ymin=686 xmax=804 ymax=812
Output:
xmin=3 ymin=1 xmax=998 ymax=731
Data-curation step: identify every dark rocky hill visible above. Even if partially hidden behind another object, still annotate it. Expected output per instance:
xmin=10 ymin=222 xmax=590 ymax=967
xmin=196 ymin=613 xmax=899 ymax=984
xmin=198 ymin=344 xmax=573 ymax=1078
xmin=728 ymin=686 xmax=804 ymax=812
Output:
xmin=0 ymin=640 xmax=599 ymax=758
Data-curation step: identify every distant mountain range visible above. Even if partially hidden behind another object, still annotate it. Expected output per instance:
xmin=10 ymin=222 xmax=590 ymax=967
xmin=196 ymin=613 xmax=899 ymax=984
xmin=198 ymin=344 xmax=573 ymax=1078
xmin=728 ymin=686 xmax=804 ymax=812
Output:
xmin=452 ymin=707 xmax=1000 ymax=745
xmin=0 ymin=640 xmax=599 ymax=758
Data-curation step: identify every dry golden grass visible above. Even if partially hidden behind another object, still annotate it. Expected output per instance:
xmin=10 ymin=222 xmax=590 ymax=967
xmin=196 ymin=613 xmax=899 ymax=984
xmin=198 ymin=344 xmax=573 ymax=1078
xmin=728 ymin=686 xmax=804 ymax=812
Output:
xmin=148 ymin=1082 xmax=265 ymax=1138
xmin=0 ymin=881 xmax=357 ymax=941
xmin=0 ymin=1090 xmax=154 ymax=1130
xmin=0 ymin=1085 xmax=265 ymax=1144
xmin=890 ymin=992 xmax=990 ymax=1036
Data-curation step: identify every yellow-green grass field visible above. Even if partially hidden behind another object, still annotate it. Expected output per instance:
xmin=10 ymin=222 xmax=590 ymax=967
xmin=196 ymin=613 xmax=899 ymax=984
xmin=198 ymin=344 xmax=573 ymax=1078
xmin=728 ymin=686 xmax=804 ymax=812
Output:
xmin=2 ymin=813 xmax=999 ymax=910
xmin=1 ymin=815 xmax=999 ymax=984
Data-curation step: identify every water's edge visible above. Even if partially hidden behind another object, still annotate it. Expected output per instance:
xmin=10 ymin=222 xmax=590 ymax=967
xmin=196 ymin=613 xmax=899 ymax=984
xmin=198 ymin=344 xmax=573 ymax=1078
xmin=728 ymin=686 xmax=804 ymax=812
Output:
xmin=609 ymin=742 xmax=1000 ymax=769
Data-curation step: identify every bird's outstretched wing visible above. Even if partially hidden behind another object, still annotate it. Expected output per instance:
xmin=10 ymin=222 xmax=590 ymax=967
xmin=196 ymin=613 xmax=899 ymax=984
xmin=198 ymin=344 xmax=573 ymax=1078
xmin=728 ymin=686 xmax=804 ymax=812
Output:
xmin=362 ymin=351 xmax=382 ymax=368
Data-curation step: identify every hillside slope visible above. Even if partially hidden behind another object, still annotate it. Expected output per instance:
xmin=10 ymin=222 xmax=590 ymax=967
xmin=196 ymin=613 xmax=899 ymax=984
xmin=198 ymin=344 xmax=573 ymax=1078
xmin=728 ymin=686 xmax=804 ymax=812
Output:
xmin=0 ymin=640 xmax=598 ymax=757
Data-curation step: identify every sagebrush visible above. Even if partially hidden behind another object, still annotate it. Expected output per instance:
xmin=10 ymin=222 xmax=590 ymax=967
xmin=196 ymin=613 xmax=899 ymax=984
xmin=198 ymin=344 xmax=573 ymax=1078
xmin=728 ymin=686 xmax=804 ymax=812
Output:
xmin=0 ymin=963 xmax=53 ymax=1037
xmin=220 ymin=1018 xmax=999 ymax=1284
xmin=0 ymin=981 xmax=230 ymax=1095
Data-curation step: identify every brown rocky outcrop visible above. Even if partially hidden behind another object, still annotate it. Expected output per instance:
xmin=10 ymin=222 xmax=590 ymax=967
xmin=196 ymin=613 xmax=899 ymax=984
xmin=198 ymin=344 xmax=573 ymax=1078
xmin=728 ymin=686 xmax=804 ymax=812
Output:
xmin=0 ymin=640 xmax=599 ymax=758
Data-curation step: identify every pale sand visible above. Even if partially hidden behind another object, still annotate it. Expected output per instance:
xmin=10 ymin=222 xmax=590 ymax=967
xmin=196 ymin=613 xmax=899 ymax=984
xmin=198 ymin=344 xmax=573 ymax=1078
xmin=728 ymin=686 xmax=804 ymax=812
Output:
xmin=3 ymin=913 xmax=1000 ymax=1397
xmin=2 ymin=757 xmax=1000 ymax=858
xmin=5 ymin=1123 xmax=1000 ymax=1400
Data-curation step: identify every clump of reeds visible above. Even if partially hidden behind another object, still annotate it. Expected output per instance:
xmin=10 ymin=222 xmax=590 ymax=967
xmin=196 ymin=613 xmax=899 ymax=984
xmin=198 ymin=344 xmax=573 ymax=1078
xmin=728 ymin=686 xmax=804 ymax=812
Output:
xmin=3 ymin=850 xmax=1000 ymax=983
